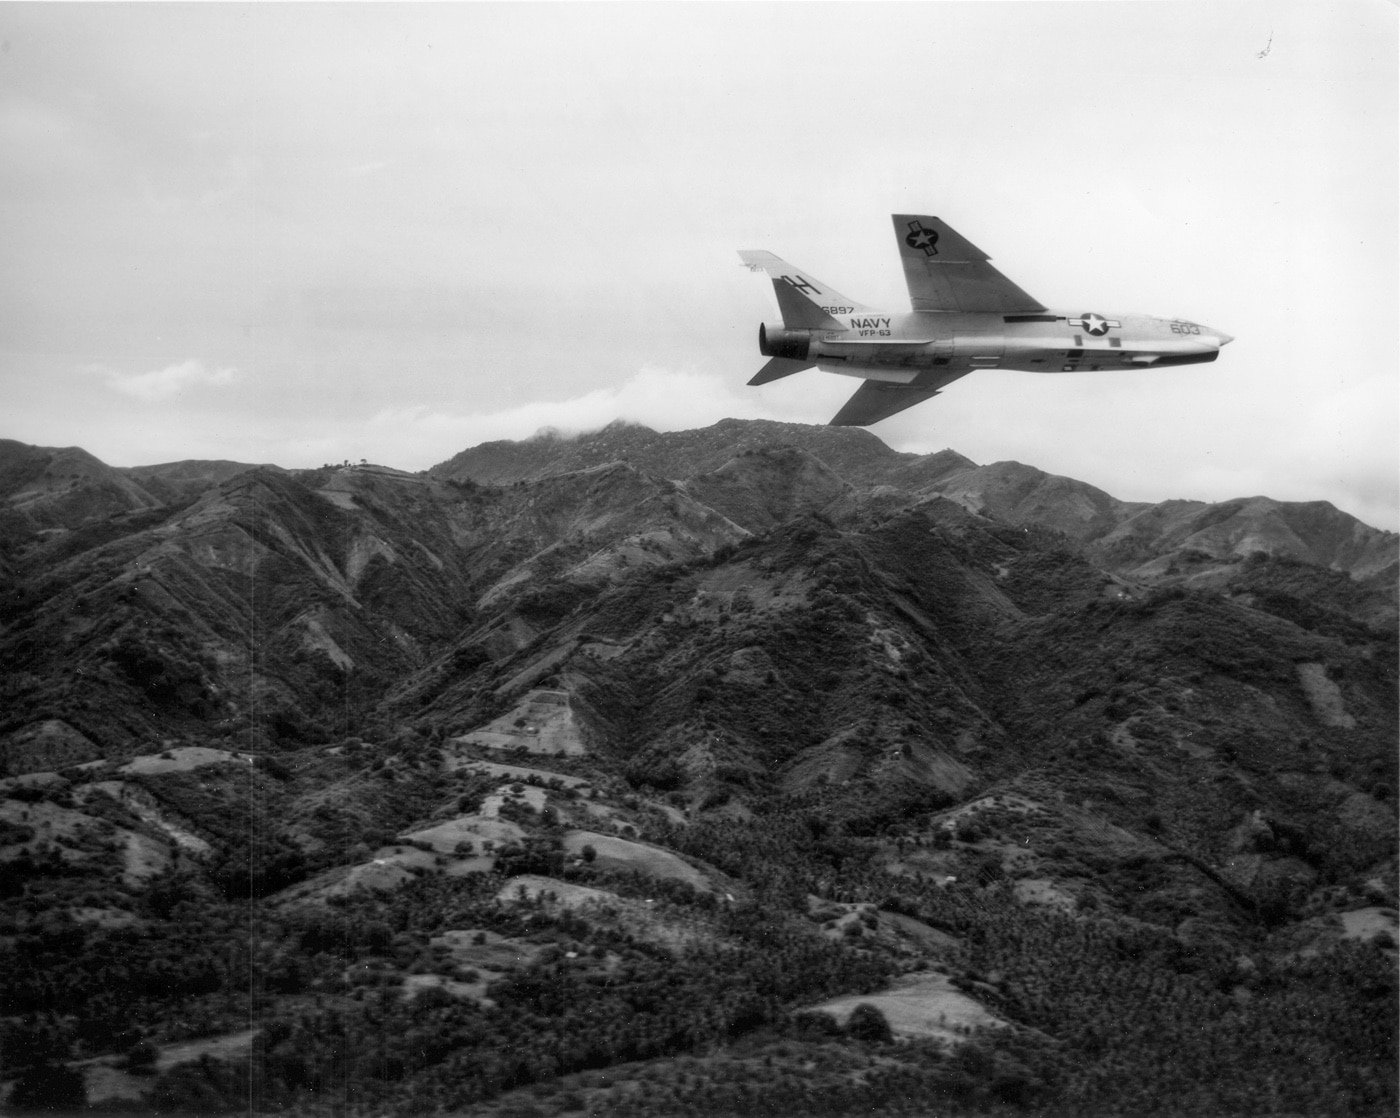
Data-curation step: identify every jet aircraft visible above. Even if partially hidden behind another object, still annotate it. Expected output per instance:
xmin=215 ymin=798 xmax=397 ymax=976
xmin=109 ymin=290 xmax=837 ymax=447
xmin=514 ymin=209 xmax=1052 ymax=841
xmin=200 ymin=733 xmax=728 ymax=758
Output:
xmin=739 ymin=215 xmax=1232 ymax=426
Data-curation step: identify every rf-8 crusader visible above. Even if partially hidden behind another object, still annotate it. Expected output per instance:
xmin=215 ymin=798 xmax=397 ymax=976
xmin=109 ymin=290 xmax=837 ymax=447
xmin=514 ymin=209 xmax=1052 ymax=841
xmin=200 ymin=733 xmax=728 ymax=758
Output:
xmin=739 ymin=214 xmax=1232 ymax=426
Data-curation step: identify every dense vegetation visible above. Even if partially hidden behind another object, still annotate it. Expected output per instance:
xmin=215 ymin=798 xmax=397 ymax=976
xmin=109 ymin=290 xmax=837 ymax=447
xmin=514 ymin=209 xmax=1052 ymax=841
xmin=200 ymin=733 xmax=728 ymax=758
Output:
xmin=2 ymin=792 xmax=1392 ymax=1116
xmin=0 ymin=424 xmax=1395 ymax=1115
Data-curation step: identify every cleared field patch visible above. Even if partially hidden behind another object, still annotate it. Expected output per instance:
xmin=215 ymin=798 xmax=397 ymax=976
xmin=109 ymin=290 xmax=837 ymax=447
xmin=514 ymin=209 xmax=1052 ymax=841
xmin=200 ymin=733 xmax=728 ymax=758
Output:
xmin=0 ymin=797 xmax=107 ymax=854
xmin=83 ymin=781 xmax=214 ymax=857
xmin=1296 ymin=662 xmax=1356 ymax=729
xmin=643 ymin=799 xmax=686 ymax=826
xmin=152 ymin=1029 xmax=259 ymax=1072
xmin=930 ymin=792 xmax=1049 ymax=834
xmin=340 ymin=846 xmax=438 ymax=893
xmin=1340 ymin=906 xmax=1398 ymax=943
xmin=118 ymin=746 xmax=253 ymax=776
xmin=0 ymin=795 xmax=164 ymax=883
xmin=807 ymin=971 xmax=1005 ymax=1043
xmin=400 ymin=929 xmax=551 ymax=1007
xmin=454 ymin=689 xmax=586 ymax=756
xmin=83 ymin=1026 xmax=261 ymax=1105
xmin=273 ymin=809 xmax=530 ymax=904
xmin=402 ymin=973 xmax=486 ymax=1002
xmin=481 ymin=784 xmax=548 ymax=818
xmin=70 ymin=905 xmax=142 ymax=928
xmin=1014 ymin=878 xmax=1078 ymax=913
xmin=880 ymin=910 xmax=961 ymax=954
xmin=403 ymin=814 xmax=525 ymax=853
xmin=434 ymin=927 xmax=545 ymax=971
xmin=494 ymin=875 xmax=717 ymax=951
xmin=881 ymin=845 xmax=961 ymax=885
xmin=0 ymin=771 xmax=70 ymax=796
xmin=496 ymin=874 xmax=619 ymax=910
xmin=121 ymin=831 xmax=176 ymax=884
xmin=692 ymin=562 xmax=813 ymax=610
xmin=805 ymin=897 xmax=959 ymax=957
xmin=274 ymin=844 xmax=442 ymax=902
xmin=562 ymin=830 xmax=714 ymax=892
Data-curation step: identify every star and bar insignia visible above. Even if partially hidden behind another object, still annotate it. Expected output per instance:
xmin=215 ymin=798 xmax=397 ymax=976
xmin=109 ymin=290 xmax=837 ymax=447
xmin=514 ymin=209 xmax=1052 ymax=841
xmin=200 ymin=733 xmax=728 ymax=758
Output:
xmin=904 ymin=220 xmax=939 ymax=257
xmin=1068 ymin=313 xmax=1120 ymax=336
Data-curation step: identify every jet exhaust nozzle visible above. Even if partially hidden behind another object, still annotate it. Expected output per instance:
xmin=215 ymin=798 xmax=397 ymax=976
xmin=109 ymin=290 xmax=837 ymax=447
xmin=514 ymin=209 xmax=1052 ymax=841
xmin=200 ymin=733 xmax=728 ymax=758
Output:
xmin=759 ymin=323 xmax=811 ymax=361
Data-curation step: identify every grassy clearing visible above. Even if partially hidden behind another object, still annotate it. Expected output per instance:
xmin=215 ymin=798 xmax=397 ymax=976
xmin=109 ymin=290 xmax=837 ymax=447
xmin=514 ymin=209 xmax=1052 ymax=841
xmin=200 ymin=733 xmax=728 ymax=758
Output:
xmin=806 ymin=971 xmax=1006 ymax=1043
xmin=562 ymin=830 xmax=714 ymax=892
xmin=455 ymin=689 xmax=587 ymax=756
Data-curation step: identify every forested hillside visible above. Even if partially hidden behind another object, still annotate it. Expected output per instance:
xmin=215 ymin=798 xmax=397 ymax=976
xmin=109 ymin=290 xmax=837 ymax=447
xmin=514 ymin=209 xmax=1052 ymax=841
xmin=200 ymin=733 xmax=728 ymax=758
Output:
xmin=0 ymin=422 xmax=1394 ymax=1116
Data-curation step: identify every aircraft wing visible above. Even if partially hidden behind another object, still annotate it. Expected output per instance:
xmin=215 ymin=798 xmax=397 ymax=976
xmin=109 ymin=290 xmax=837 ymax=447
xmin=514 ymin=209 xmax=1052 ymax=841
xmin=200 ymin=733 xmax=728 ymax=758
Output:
xmin=827 ymin=365 xmax=973 ymax=426
xmin=893 ymin=214 xmax=1045 ymax=314
xmin=829 ymin=380 xmax=941 ymax=427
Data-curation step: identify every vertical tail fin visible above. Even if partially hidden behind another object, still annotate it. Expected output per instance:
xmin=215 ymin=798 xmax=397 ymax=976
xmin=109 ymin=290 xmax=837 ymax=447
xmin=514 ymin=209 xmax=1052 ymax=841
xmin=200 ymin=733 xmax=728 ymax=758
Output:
xmin=738 ymin=249 xmax=869 ymax=329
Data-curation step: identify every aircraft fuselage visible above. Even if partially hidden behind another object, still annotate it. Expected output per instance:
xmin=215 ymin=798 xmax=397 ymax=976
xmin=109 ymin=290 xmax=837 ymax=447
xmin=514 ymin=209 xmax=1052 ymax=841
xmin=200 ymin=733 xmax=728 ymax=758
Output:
xmin=759 ymin=309 xmax=1233 ymax=386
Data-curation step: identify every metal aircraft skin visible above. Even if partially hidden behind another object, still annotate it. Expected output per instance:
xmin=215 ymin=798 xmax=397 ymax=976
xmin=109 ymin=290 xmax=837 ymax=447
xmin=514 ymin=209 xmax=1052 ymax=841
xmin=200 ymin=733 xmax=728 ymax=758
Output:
xmin=739 ymin=215 xmax=1232 ymax=427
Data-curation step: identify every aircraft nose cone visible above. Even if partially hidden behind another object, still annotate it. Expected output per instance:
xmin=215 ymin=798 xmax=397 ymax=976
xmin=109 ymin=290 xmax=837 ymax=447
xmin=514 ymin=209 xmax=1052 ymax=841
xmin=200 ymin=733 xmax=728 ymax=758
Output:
xmin=1217 ymin=332 xmax=1234 ymax=346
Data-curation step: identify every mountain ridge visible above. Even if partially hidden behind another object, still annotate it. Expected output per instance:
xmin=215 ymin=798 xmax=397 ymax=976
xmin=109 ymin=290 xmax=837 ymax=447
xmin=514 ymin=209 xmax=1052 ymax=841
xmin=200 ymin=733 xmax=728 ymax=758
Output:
xmin=1 ymin=421 xmax=1393 ymax=770
xmin=6 ymin=423 xmax=1391 ymax=586
xmin=427 ymin=420 xmax=1396 ymax=585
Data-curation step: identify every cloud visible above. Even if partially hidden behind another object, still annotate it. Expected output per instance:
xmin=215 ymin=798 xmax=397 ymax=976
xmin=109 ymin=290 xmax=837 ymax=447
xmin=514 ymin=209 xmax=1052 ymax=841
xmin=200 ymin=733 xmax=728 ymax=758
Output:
xmin=361 ymin=366 xmax=821 ymax=468
xmin=88 ymin=359 xmax=240 ymax=401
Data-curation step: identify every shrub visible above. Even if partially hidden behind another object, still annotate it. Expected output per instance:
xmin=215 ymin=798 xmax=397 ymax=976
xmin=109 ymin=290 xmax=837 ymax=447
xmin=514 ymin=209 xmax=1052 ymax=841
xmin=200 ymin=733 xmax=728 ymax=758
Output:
xmin=7 ymin=1063 xmax=87 ymax=1110
xmin=124 ymin=1038 xmax=160 ymax=1073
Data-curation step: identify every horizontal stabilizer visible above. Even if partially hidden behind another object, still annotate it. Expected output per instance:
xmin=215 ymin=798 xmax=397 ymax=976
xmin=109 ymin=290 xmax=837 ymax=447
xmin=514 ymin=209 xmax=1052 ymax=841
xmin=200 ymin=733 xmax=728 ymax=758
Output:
xmin=749 ymin=356 xmax=813 ymax=386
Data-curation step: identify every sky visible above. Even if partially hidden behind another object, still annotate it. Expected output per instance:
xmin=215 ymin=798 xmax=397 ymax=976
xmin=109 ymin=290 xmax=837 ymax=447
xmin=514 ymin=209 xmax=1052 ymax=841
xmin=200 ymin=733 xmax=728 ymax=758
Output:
xmin=2 ymin=2 xmax=1396 ymax=531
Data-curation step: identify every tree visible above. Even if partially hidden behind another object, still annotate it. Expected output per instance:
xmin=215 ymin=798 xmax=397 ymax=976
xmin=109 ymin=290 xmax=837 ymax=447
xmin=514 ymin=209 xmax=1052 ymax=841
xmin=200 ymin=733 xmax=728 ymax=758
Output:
xmin=845 ymin=1003 xmax=893 ymax=1043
